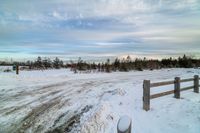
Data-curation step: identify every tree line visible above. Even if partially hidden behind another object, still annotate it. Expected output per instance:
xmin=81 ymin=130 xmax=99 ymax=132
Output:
xmin=0 ymin=55 xmax=200 ymax=73
xmin=0 ymin=57 xmax=64 ymax=70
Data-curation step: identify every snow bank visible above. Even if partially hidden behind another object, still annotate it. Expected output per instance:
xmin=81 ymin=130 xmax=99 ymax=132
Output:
xmin=80 ymin=102 xmax=115 ymax=133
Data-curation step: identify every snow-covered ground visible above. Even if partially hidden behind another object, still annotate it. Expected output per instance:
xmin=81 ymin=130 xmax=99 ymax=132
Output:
xmin=0 ymin=68 xmax=200 ymax=133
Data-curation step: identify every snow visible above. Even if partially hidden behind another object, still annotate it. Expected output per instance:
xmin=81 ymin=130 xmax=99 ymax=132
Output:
xmin=0 ymin=68 xmax=200 ymax=133
xmin=117 ymin=116 xmax=131 ymax=132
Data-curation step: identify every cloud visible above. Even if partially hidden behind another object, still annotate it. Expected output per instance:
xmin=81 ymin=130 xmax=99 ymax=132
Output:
xmin=0 ymin=0 xmax=200 ymax=60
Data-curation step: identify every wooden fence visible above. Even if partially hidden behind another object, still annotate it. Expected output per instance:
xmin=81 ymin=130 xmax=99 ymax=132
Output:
xmin=143 ymin=75 xmax=200 ymax=111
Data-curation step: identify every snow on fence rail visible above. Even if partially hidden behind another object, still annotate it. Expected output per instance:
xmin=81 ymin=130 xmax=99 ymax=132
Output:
xmin=143 ymin=75 xmax=200 ymax=111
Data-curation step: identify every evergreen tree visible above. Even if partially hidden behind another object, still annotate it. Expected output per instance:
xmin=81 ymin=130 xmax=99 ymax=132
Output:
xmin=105 ymin=59 xmax=111 ymax=73
xmin=53 ymin=57 xmax=61 ymax=69
xmin=35 ymin=56 xmax=43 ymax=68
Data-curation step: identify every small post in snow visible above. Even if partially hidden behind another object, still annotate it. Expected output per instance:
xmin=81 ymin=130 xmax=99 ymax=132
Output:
xmin=194 ymin=75 xmax=199 ymax=93
xmin=117 ymin=116 xmax=132 ymax=133
xmin=143 ymin=80 xmax=150 ymax=111
xmin=174 ymin=77 xmax=180 ymax=99
xmin=16 ymin=65 xmax=19 ymax=75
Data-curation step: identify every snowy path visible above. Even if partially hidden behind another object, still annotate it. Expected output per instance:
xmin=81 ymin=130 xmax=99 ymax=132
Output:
xmin=0 ymin=68 xmax=200 ymax=133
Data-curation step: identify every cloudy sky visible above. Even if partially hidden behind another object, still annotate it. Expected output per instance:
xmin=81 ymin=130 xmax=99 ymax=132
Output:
xmin=0 ymin=0 xmax=200 ymax=61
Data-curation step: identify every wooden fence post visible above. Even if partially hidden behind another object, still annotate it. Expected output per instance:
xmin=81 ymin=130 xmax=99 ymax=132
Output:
xmin=16 ymin=65 xmax=19 ymax=75
xmin=174 ymin=77 xmax=180 ymax=99
xmin=117 ymin=116 xmax=132 ymax=133
xmin=194 ymin=75 xmax=199 ymax=93
xmin=143 ymin=80 xmax=150 ymax=111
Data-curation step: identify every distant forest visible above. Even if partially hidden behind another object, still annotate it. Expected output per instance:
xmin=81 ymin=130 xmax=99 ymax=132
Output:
xmin=1 ymin=55 xmax=200 ymax=73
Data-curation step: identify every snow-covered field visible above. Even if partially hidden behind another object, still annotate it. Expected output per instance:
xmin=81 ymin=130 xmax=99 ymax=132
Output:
xmin=0 ymin=68 xmax=200 ymax=133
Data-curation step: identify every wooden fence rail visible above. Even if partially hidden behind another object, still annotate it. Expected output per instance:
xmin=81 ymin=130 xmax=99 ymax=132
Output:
xmin=143 ymin=75 xmax=200 ymax=111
